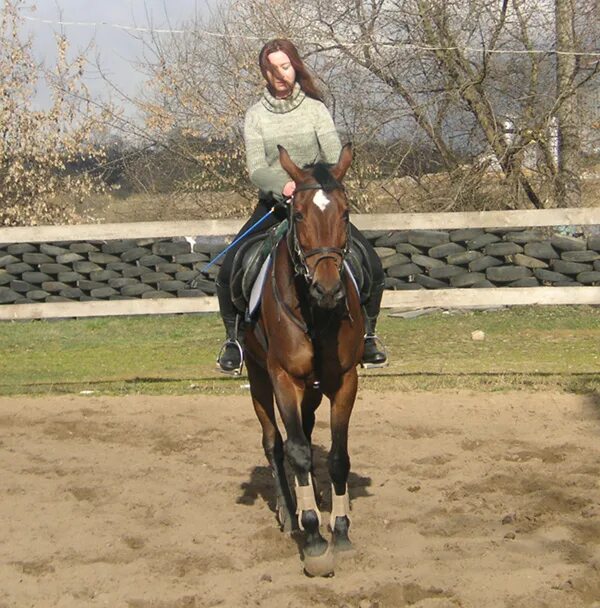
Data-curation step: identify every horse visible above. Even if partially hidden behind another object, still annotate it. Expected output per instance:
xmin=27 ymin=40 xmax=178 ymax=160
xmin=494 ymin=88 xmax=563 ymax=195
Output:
xmin=243 ymin=143 xmax=364 ymax=577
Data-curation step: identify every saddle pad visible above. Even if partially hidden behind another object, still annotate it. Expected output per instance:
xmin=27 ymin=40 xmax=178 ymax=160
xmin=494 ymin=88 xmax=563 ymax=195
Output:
xmin=231 ymin=220 xmax=289 ymax=315
xmin=248 ymin=255 xmax=272 ymax=317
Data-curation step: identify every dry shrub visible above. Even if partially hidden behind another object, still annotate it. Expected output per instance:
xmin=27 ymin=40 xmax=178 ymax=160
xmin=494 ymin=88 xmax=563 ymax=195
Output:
xmin=0 ymin=1 xmax=108 ymax=226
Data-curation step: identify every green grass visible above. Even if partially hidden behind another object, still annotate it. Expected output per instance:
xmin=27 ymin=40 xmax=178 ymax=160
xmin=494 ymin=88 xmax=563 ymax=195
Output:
xmin=0 ymin=306 xmax=598 ymax=396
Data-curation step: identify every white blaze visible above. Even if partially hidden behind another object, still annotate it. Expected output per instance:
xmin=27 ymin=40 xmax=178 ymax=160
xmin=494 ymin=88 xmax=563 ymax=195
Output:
xmin=313 ymin=189 xmax=331 ymax=212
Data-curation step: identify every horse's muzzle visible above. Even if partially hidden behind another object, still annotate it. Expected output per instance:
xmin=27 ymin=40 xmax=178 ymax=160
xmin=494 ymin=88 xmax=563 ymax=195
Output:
xmin=310 ymin=279 xmax=346 ymax=310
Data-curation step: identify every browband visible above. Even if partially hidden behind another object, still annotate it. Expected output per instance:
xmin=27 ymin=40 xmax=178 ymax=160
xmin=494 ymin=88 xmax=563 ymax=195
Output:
xmin=294 ymin=181 xmax=345 ymax=193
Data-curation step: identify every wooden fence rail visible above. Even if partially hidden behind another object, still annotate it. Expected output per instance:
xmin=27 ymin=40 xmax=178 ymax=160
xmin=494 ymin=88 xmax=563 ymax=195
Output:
xmin=0 ymin=287 xmax=599 ymax=321
xmin=1 ymin=208 xmax=598 ymax=320
xmin=0 ymin=207 xmax=598 ymax=243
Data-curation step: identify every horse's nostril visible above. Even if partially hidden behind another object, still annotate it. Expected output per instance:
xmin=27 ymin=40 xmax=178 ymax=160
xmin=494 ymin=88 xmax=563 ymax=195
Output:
xmin=311 ymin=280 xmax=345 ymax=306
xmin=312 ymin=282 xmax=326 ymax=296
xmin=333 ymin=282 xmax=345 ymax=300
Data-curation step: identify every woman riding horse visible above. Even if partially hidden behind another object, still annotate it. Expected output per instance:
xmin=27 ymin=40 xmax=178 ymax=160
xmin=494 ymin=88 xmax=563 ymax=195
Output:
xmin=215 ymin=38 xmax=387 ymax=374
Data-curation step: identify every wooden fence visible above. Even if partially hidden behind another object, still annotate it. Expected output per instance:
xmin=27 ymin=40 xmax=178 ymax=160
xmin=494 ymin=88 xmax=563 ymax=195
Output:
xmin=1 ymin=207 xmax=598 ymax=321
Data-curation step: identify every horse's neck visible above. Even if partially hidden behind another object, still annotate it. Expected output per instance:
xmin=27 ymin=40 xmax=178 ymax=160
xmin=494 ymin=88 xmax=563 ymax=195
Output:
xmin=271 ymin=238 xmax=310 ymax=328
xmin=272 ymin=238 xmax=350 ymax=337
xmin=273 ymin=238 xmax=301 ymax=301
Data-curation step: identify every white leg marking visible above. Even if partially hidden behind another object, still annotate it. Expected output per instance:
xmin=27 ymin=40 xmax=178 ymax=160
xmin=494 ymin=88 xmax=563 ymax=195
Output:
xmin=295 ymin=474 xmax=322 ymax=531
xmin=329 ymin=483 xmax=351 ymax=529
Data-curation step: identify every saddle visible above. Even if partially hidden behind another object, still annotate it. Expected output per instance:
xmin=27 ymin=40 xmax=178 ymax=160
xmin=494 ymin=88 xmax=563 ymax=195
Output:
xmin=230 ymin=220 xmax=373 ymax=320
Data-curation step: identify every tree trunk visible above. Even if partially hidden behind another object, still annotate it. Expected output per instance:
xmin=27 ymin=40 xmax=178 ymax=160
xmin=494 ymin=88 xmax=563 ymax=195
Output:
xmin=555 ymin=0 xmax=582 ymax=207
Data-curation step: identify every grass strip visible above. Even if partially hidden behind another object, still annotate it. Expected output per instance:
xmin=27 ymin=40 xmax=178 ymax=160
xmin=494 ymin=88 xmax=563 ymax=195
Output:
xmin=0 ymin=305 xmax=598 ymax=396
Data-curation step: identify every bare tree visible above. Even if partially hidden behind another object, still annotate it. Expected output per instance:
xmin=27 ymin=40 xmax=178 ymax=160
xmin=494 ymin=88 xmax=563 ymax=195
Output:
xmin=305 ymin=0 xmax=599 ymax=207
xmin=130 ymin=0 xmax=599 ymax=212
xmin=554 ymin=0 xmax=581 ymax=206
xmin=121 ymin=2 xmax=262 ymax=213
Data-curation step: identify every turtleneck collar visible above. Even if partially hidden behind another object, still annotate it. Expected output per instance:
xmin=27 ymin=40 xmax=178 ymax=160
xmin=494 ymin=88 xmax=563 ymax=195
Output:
xmin=261 ymin=82 xmax=306 ymax=114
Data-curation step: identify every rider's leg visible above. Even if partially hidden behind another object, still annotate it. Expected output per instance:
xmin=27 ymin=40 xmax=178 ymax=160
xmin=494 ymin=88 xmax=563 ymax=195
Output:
xmin=349 ymin=224 xmax=387 ymax=366
xmin=362 ymin=280 xmax=386 ymax=365
xmin=215 ymin=198 xmax=280 ymax=373
xmin=215 ymin=274 xmax=244 ymax=373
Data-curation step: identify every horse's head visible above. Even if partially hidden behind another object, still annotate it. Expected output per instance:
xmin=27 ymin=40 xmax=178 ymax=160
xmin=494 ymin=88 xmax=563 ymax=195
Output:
xmin=278 ymin=143 xmax=352 ymax=310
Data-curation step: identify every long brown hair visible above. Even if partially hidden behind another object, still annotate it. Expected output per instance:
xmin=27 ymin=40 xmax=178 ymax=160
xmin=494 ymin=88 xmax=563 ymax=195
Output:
xmin=258 ymin=39 xmax=323 ymax=102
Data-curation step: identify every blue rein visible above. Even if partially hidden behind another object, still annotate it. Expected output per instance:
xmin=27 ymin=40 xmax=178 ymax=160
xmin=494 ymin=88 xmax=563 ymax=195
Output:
xmin=200 ymin=207 xmax=277 ymax=273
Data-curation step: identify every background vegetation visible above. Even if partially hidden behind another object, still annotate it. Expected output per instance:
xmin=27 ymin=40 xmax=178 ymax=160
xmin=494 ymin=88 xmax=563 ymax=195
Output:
xmin=0 ymin=0 xmax=599 ymax=226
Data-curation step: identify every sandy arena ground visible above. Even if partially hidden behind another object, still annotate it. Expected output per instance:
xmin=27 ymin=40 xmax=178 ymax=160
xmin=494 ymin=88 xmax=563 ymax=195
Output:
xmin=1 ymin=390 xmax=600 ymax=608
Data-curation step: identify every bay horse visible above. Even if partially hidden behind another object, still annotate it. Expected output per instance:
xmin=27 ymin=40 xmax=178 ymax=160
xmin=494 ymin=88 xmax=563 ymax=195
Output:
xmin=243 ymin=143 xmax=364 ymax=577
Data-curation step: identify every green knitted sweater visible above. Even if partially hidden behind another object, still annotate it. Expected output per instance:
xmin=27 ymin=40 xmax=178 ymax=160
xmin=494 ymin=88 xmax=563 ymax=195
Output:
xmin=243 ymin=83 xmax=342 ymax=202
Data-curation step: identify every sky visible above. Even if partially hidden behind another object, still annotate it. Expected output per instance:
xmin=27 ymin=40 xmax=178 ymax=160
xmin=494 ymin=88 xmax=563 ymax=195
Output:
xmin=23 ymin=0 xmax=216 ymax=114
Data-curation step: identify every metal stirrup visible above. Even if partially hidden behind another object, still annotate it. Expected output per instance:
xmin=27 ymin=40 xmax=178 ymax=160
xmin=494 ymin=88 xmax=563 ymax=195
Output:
xmin=217 ymin=339 xmax=244 ymax=376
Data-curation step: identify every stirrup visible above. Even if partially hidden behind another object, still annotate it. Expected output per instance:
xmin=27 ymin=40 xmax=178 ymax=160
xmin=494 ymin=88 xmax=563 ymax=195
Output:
xmin=216 ymin=339 xmax=244 ymax=376
xmin=360 ymin=334 xmax=388 ymax=369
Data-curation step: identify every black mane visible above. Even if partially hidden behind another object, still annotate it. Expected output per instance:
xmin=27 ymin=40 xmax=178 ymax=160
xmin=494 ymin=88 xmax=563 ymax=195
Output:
xmin=302 ymin=162 xmax=341 ymax=192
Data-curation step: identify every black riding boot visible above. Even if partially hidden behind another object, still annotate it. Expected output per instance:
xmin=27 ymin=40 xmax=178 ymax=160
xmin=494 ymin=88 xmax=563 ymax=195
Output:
xmin=362 ymin=280 xmax=387 ymax=368
xmin=362 ymin=315 xmax=387 ymax=367
xmin=216 ymin=280 xmax=244 ymax=375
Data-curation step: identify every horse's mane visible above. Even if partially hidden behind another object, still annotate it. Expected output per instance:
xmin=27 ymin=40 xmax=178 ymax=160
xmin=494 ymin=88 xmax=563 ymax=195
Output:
xmin=302 ymin=162 xmax=341 ymax=192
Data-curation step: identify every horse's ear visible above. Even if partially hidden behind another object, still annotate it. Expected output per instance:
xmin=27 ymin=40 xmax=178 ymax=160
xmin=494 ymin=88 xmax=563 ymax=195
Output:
xmin=278 ymin=145 xmax=306 ymax=182
xmin=330 ymin=143 xmax=352 ymax=182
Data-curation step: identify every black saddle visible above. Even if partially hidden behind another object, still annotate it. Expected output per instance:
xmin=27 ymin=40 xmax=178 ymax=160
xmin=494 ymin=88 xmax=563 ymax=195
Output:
xmin=345 ymin=236 xmax=373 ymax=305
xmin=230 ymin=220 xmax=289 ymax=315
xmin=230 ymin=220 xmax=373 ymax=318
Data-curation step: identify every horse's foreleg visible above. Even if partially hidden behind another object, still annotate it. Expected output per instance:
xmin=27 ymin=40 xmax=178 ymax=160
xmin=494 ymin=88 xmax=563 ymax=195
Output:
xmin=272 ymin=369 xmax=333 ymax=576
xmin=301 ymin=386 xmax=322 ymax=444
xmin=328 ymin=369 xmax=358 ymax=552
xmin=246 ymin=357 xmax=296 ymax=532
xmin=301 ymin=387 xmax=323 ymax=506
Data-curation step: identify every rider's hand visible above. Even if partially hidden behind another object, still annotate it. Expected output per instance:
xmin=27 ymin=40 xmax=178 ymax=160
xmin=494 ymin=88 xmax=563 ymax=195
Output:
xmin=282 ymin=181 xmax=296 ymax=198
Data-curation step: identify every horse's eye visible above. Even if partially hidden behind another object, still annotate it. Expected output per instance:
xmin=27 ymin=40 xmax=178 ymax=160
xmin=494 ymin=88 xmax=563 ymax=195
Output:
xmin=294 ymin=211 xmax=304 ymax=222
xmin=342 ymin=210 xmax=350 ymax=223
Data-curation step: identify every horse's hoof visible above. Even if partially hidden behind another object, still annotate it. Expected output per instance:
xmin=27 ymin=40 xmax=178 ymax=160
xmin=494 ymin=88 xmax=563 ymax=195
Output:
xmin=331 ymin=516 xmax=353 ymax=553
xmin=333 ymin=535 xmax=354 ymax=554
xmin=303 ymin=544 xmax=335 ymax=577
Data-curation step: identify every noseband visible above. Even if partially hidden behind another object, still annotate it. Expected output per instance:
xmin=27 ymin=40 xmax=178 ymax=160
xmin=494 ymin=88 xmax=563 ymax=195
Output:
xmin=288 ymin=182 xmax=350 ymax=283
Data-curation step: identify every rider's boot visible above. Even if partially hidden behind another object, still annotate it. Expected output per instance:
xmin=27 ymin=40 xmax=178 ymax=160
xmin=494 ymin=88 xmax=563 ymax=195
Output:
xmin=361 ymin=277 xmax=387 ymax=368
xmin=217 ymin=314 xmax=244 ymax=375
xmin=216 ymin=279 xmax=244 ymax=375
xmin=362 ymin=314 xmax=388 ymax=368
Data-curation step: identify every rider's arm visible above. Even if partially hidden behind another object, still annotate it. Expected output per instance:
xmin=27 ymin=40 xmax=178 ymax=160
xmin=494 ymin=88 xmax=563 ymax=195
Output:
xmin=244 ymin=110 xmax=288 ymax=200
xmin=314 ymin=103 xmax=342 ymax=164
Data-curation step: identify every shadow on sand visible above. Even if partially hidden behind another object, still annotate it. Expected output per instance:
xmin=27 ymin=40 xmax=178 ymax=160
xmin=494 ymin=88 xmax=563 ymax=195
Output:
xmin=236 ymin=443 xmax=373 ymax=513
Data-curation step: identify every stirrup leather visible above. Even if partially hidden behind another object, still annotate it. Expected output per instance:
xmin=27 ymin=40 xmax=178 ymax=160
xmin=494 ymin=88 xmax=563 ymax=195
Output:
xmin=216 ymin=339 xmax=244 ymax=376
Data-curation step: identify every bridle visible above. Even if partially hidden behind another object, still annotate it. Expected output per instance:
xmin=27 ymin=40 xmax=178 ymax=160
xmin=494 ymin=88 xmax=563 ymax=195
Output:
xmin=287 ymin=182 xmax=351 ymax=283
